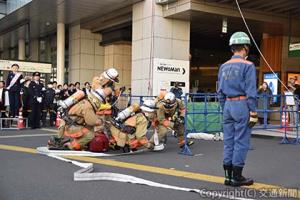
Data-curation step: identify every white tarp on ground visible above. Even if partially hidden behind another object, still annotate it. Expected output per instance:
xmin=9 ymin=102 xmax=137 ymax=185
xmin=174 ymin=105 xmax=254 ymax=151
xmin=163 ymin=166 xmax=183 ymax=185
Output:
xmin=187 ymin=132 xmax=223 ymax=141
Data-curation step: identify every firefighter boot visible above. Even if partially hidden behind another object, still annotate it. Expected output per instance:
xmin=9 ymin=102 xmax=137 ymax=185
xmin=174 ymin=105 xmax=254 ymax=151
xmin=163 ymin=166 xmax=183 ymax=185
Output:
xmin=231 ymin=166 xmax=254 ymax=187
xmin=223 ymin=164 xmax=233 ymax=186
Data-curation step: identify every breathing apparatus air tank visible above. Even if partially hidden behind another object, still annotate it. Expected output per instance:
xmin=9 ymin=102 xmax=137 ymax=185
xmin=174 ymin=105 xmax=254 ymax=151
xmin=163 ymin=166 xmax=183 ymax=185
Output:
xmin=58 ymin=90 xmax=86 ymax=109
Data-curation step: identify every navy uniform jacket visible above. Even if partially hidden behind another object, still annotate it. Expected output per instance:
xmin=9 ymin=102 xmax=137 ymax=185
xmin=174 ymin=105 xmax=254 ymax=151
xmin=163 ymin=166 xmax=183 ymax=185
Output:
xmin=6 ymin=72 xmax=23 ymax=92
xmin=21 ymin=86 xmax=30 ymax=110
xmin=170 ymin=87 xmax=183 ymax=99
xmin=294 ymin=84 xmax=300 ymax=100
xmin=218 ymin=55 xmax=257 ymax=112
xmin=28 ymin=81 xmax=44 ymax=104
xmin=44 ymin=88 xmax=55 ymax=107
xmin=0 ymin=88 xmax=6 ymax=110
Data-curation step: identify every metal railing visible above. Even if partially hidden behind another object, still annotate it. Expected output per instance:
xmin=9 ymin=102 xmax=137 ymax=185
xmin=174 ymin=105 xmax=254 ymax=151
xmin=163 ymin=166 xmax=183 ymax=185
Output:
xmin=181 ymin=93 xmax=300 ymax=156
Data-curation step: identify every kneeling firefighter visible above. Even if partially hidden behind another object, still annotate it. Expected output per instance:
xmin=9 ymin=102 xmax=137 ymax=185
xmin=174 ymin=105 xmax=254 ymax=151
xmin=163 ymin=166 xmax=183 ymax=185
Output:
xmin=48 ymin=87 xmax=112 ymax=150
xmin=152 ymin=92 xmax=194 ymax=148
xmin=109 ymin=100 xmax=157 ymax=151
xmin=48 ymin=68 xmax=119 ymax=150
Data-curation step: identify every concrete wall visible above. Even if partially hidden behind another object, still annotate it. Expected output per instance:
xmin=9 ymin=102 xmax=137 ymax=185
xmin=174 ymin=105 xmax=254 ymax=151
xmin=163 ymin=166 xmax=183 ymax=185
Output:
xmin=68 ymin=24 xmax=104 ymax=84
xmin=104 ymin=43 xmax=132 ymax=89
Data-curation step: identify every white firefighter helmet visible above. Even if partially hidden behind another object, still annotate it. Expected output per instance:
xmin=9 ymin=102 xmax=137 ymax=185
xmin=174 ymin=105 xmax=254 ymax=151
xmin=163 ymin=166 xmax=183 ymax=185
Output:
xmin=141 ymin=99 xmax=157 ymax=113
xmin=104 ymin=68 xmax=119 ymax=83
xmin=162 ymin=92 xmax=176 ymax=109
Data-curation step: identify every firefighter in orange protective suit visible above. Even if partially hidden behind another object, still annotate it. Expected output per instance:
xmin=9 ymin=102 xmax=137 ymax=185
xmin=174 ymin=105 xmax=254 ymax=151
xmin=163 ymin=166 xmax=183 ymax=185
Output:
xmin=109 ymin=100 xmax=158 ymax=151
xmin=48 ymin=68 xmax=119 ymax=150
xmin=151 ymin=92 xmax=194 ymax=148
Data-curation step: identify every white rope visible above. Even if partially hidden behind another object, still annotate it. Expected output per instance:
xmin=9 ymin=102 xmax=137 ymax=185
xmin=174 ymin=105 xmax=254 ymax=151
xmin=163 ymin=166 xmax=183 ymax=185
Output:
xmin=235 ymin=0 xmax=290 ymax=92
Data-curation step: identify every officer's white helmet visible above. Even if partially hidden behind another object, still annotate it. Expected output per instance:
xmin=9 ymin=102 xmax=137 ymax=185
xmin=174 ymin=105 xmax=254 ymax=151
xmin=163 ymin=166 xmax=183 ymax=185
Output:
xmin=141 ymin=99 xmax=156 ymax=113
xmin=162 ymin=92 xmax=176 ymax=109
xmin=104 ymin=68 xmax=119 ymax=83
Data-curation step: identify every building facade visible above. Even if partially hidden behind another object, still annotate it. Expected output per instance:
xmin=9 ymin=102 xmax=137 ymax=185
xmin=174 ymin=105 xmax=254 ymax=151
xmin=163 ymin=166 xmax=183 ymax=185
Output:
xmin=0 ymin=0 xmax=299 ymax=95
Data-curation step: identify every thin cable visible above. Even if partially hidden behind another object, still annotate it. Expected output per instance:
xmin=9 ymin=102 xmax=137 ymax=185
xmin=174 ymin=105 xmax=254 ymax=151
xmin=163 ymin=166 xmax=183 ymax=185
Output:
xmin=235 ymin=0 xmax=290 ymax=92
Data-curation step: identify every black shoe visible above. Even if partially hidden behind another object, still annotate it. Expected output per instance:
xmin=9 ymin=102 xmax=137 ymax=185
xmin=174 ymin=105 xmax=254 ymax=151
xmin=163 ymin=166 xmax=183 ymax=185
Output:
xmin=109 ymin=142 xmax=120 ymax=150
xmin=231 ymin=166 xmax=254 ymax=187
xmin=48 ymin=136 xmax=70 ymax=150
xmin=179 ymin=140 xmax=194 ymax=148
xmin=122 ymin=145 xmax=131 ymax=153
xmin=48 ymin=146 xmax=70 ymax=150
xmin=223 ymin=164 xmax=233 ymax=186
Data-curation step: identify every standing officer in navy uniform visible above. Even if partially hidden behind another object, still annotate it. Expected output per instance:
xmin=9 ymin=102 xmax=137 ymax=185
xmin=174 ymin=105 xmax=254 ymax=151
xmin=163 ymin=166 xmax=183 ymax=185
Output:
xmin=28 ymin=72 xmax=44 ymax=129
xmin=6 ymin=64 xmax=23 ymax=117
xmin=218 ymin=32 xmax=258 ymax=187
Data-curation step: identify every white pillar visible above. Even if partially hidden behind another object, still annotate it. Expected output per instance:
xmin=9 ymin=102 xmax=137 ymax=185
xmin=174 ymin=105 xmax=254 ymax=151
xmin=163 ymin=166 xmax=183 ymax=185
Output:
xmin=18 ymin=38 xmax=25 ymax=60
xmin=132 ymin=0 xmax=190 ymax=96
xmin=57 ymin=23 xmax=65 ymax=84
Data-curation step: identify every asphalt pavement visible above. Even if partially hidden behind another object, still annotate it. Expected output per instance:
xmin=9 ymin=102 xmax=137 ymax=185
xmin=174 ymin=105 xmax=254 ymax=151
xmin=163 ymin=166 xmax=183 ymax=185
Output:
xmin=0 ymin=128 xmax=299 ymax=200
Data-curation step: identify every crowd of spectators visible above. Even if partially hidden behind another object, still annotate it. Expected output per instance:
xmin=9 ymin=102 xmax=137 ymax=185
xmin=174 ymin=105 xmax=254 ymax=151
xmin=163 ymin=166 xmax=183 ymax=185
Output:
xmin=0 ymin=65 xmax=92 ymax=128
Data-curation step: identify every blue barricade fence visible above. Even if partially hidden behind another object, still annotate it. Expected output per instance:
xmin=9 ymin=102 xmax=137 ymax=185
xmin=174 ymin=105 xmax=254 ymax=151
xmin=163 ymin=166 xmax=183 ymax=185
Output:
xmin=181 ymin=93 xmax=300 ymax=156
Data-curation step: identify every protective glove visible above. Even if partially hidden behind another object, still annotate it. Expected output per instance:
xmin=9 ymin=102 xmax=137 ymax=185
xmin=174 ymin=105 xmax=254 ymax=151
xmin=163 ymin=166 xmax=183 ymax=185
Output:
xmin=174 ymin=116 xmax=185 ymax=128
xmin=37 ymin=97 xmax=42 ymax=103
xmin=121 ymin=125 xmax=136 ymax=135
xmin=178 ymin=116 xmax=185 ymax=124
xmin=248 ymin=112 xmax=258 ymax=128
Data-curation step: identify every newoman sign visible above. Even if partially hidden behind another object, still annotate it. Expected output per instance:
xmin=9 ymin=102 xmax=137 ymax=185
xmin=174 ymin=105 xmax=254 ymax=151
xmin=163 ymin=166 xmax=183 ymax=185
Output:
xmin=0 ymin=59 xmax=52 ymax=73
xmin=153 ymin=58 xmax=189 ymax=95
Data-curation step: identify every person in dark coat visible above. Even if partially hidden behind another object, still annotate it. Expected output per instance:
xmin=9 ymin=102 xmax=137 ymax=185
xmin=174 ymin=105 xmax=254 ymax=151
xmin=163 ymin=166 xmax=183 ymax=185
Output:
xmin=0 ymin=81 xmax=7 ymax=127
xmin=6 ymin=64 xmax=23 ymax=117
xmin=21 ymin=78 xmax=32 ymax=126
xmin=68 ymin=83 xmax=76 ymax=96
xmin=59 ymin=83 xmax=69 ymax=100
xmin=75 ymin=82 xmax=81 ymax=91
xmin=0 ymin=81 xmax=6 ymax=112
xmin=42 ymin=82 xmax=56 ymax=127
xmin=257 ymin=82 xmax=272 ymax=125
xmin=170 ymin=82 xmax=183 ymax=99
xmin=82 ymin=82 xmax=91 ymax=95
xmin=28 ymin=72 xmax=45 ymax=129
